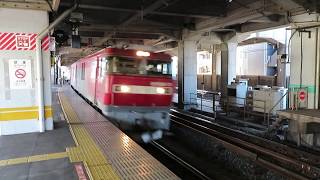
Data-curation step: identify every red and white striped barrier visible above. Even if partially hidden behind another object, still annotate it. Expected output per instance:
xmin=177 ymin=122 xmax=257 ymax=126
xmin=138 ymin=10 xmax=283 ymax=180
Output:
xmin=0 ymin=32 xmax=49 ymax=51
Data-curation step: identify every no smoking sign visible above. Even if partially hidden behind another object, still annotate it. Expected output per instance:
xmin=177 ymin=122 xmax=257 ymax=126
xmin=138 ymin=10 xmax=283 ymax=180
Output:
xmin=8 ymin=59 xmax=32 ymax=89
xmin=15 ymin=69 xmax=26 ymax=79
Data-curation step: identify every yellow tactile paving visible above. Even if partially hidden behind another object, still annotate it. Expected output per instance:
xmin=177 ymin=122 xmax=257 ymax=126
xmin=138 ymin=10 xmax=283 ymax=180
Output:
xmin=27 ymin=154 xmax=49 ymax=163
xmin=0 ymin=160 xmax=7 ymax=166
xmin=0 ymin=90 xmax=119 ymax=180
xmin=7 ymin=157 xmax=29 ymax=165
xmin=89 ymin=165 xmax=119 ymax=180
xmin=0 ymin=152 xmax=68 ymax=167
xmin=58 ymin=91 xmax=120 ymax=180
xmin=28 ymin=152 xmax=69 ymax=162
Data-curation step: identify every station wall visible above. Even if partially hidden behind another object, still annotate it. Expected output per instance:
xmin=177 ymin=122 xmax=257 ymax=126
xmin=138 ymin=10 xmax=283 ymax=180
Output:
xmin=290 ymin=14 xmax=320 ymax=109
xmin=0 ymin=8 xmax=53 ymax=135
xmin=236 ymin=43 xmax=267 ymax=76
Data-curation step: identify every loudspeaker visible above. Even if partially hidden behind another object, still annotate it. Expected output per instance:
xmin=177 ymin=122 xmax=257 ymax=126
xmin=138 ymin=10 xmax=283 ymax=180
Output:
xmin=71 ymin=35 xmax=81 ymax=48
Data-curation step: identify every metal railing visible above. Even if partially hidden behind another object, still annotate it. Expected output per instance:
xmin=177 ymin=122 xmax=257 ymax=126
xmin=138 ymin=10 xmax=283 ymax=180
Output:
xmin=189 ymin=92 xmax=268 ymax=123
xmin=266 ymin=91 xmax=288 ymax=129
xmin=189 ymin=90 xmax=291 ymax=128
xmin=189 ymin=91 xmax=220 ymax=118
xmin=265 ymin=87 xmax=308 ymax=130
xmin=223 ymin=96 xmax=267 ymax=123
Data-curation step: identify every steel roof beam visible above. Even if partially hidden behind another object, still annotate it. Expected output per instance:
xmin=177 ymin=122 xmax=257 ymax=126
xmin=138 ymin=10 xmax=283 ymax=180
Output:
xmin=185 ymin=0 xmax=294 ymax=40
xmin=270 ymin=0 xmax=302 ymax=11
xmin=0 ymin=1 xmax=51 ymax=11
xmin=121 ymin=0 xmax=174 ymax=26
xmin=90 ymin=27 xmax=176 ymax=46
xmin=60 ymin=3 xmax=213 ymax=19
xmin=52 ymin=0 xmax=60 ymax=11
xmin=79 ymin=25 xmax=164 ymax=32
xmin=79 ymin=24 xmax=178 ymax=37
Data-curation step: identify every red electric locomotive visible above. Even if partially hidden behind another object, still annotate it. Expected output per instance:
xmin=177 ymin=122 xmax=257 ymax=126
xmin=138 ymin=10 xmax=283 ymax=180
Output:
xmin=70 ymin=48 xmax=174 ymax=141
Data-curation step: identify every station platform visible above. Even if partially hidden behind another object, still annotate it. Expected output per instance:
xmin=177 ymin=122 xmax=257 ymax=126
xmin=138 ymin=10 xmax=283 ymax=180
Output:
xmin=278 ymin=109 xmax=320 ymax=147
xmin=0 ymin=86 xmax=179 ymax=180
xmin=278 ymin=109 xmax=320 ymax=123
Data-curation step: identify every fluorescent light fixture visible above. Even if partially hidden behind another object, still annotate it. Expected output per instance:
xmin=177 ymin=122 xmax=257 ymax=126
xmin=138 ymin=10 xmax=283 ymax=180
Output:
xmin=171 ymin=56 xmax=178 ymax=61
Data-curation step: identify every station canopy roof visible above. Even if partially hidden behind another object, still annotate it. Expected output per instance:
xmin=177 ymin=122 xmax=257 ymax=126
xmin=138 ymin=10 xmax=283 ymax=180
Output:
xmin=0 ymin=0 xmax=316 ymax=65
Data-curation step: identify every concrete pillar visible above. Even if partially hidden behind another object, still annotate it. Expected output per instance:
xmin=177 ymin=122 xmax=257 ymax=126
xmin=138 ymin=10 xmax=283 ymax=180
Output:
xmin=290 ymin=14 xmax=320 ymax=109
xmin=211 ymin=50 xmax=217 ymax=91
xmin=177 ymin=40 xmax=197 ymax=109
xmin=220 ymin=42 xmax=238 ymax=97
xmin=53 ymin=56 xmax=59 ymax=85
xmin=228 ymin=42 xmax=238 ymax=84
xmin=0 ymin=8 xmax=53 ymax=135
xmin=58 ymin=57 xmax=62 ymax=85
xmin=215 ymin=51 xmax=222 ymax=91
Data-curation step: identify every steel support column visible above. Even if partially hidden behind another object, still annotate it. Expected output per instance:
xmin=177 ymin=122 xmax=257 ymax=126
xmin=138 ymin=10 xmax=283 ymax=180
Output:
xmin=220 ymin=42 xmax=237 ymax=97
xmin=177 ymin=40 xmax=197 ymax=109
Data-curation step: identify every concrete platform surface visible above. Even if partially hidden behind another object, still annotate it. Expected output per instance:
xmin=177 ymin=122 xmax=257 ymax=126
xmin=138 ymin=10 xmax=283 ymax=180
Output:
xmin=0 ymin=86 xmax=77 ymax=180
xmin=0 ymin=158 xmax=76 ymax=180
xmin=0 ymin=85 xmax=180 ymax=180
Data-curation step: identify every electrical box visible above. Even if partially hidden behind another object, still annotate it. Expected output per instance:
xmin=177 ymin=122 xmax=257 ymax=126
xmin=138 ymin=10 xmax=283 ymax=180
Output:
xmin=227 ymin=79 xmax=248 ymax=107
xmin=69 ymin=12 xmax=83 ymax=23
xmin=251 ymin=87 xmax=287 ymax=115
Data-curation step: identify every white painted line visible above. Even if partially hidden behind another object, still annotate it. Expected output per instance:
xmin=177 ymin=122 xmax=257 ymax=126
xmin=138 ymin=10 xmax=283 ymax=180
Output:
xmin=60 ymin=113 xmax=65 ymax=121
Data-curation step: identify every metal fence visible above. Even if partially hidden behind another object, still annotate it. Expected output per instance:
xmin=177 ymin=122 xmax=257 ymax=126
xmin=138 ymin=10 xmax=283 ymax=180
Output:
xmin=189 ymin=87 xmax=310 ymax=129
xmin=223 ymin=96 xmax=268 ymax=124
xmin=189 ymin=90 xmax=220 ymax=118
xmin=190 ymin=92 xmax=270 ymax=126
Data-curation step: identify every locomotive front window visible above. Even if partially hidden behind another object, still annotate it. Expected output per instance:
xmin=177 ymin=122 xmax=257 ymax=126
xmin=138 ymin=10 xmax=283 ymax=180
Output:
xmin=146 ymin=61 xmax=172 ymax=75
xmin=104 ymin=56 xmax=172 ymax=76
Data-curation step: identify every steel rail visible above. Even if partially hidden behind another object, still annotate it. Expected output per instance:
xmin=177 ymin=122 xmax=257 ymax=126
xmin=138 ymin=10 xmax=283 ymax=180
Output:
xmin=150 ymin=141 xmax=212 ymax=180
xmin=169 ymin=110 xmax=320 ymax=180
xmin=171 ymin=109 xmax=320 ymax=166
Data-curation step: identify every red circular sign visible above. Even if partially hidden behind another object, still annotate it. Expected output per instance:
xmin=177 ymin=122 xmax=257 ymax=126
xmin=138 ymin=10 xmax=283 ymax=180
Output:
xmin=299 ymin=91 xmax=306 ymax=101
xmin=15 ymin=69 xmax=26 ymax=79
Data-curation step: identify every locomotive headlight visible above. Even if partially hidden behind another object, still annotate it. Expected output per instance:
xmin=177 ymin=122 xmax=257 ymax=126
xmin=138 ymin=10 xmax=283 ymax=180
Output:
xmin=115 ymin=85 xmax=130 ymax=93
xmin=136 ymin=51 xmax=150 ymax=57
xmin=120 ymin=85 xmax=130 ymax=92
xmin=156 ymin=87 xmax=166 ymax=94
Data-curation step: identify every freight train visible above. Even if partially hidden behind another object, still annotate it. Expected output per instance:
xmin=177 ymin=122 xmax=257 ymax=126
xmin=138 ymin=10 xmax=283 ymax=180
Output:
xmin=70 ymin=48 xmax=174 ymax=142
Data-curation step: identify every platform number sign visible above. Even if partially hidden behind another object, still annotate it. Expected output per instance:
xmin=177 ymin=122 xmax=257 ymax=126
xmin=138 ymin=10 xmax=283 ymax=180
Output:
xmin=9 ymin=59 xmax=32 ymax=89
xmin=16 ymin=35 xmax=30 ymax=48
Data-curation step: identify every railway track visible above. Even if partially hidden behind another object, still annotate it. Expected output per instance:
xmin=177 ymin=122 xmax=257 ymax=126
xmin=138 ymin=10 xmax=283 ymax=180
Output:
xmin=74 ymin=83 xmax=319 ymax=179
xmin=75 ymin=86 xmax=212 ymax=179
xmin=170 ymin=109 xmax=320 ymax=180
xmin=149 ymin=141 xmax=212 ymax=180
